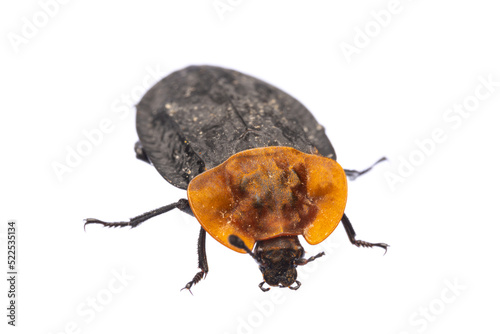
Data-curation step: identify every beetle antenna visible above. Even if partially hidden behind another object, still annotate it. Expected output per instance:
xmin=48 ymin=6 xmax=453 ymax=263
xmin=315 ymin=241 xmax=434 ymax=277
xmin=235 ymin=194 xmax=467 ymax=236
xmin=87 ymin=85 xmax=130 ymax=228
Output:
xmin=228 ymin=235 xmax=260 ymax=262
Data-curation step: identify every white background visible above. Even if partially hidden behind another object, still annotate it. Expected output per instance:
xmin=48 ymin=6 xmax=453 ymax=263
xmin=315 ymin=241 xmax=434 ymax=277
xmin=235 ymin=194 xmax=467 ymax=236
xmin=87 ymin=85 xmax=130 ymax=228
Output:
xmin=1 ymin=1 xmax=499 ymax=333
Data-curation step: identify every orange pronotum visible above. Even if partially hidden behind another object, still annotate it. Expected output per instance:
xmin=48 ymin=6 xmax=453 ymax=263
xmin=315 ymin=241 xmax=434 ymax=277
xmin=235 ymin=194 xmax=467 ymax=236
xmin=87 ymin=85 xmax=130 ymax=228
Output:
xmin=187 ymin=147 xmax=347 ymax=253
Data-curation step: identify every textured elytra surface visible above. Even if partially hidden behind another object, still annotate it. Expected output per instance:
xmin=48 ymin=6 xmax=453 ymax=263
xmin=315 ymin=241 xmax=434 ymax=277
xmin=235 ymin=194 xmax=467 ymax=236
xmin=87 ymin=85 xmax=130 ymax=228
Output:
xmin=187 ymin=147 xmax=347 ymax=252
xmin=136 ymin=65 xmax=336 ymax=189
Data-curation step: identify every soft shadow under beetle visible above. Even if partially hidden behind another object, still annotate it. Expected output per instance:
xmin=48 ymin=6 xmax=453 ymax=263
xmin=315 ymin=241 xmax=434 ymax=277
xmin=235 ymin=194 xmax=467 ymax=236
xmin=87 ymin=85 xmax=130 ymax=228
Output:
xmin=85 ymin=65 xmax=388 ymax=293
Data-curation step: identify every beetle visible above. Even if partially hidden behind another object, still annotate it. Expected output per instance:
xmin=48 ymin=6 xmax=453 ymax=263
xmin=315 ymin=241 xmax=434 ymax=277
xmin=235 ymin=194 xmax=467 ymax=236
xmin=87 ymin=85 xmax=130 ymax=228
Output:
xmin=85 ymin=65 xmax=388 ymax=292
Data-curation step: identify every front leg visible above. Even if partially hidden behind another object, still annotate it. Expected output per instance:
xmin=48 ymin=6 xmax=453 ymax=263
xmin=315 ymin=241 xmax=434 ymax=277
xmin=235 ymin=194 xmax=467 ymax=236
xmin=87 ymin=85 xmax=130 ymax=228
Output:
xmin=181 ymin=227 xmax=209 ymax=294
xmin=341 ymin=214 xmax=389 ymax=254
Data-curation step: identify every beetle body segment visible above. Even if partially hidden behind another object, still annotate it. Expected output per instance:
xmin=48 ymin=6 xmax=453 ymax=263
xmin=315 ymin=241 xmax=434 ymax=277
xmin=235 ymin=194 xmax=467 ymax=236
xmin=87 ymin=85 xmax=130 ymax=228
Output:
xmin=187 ymin=146 xmax=347 ymax=253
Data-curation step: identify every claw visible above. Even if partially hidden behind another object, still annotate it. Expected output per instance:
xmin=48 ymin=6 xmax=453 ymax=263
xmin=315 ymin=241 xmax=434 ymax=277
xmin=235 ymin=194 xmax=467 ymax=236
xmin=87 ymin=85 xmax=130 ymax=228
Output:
xmin=180 ymin=271 xmax=205 ymax=295
xmin=181 ymin=284 xmax=194 ymax=296
xmin=376 ymin=243 xmax=390 ymax=255
xmin=83 ymin=218 xmax=103 ymax=231
xmin=354 ymin=240 xmax=389 ymax=255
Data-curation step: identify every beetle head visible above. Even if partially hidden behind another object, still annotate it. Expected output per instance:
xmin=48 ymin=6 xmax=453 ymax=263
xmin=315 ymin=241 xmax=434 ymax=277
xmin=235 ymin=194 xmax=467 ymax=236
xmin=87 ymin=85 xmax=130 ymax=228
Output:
xmin=254 ymin=237 xmax=302 ymax=290
xmin=229 ymin=235 xmax=324 ymax=291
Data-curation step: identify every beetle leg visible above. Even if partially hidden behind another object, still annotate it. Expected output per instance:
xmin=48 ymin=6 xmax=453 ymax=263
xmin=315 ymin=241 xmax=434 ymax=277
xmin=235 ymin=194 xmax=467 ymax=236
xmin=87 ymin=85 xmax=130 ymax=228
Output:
xmin=341 ymin=214 xmax=389 ymax=254
xmin=134 ymin=141 xmax=151 ymax=164
xmin=84 ymin=198 xmax=193 ymax=230
xmin=343 ymin=157 xmax=387 ymax=181
xmin=181 ymin=228 xmax=209 ymax=294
